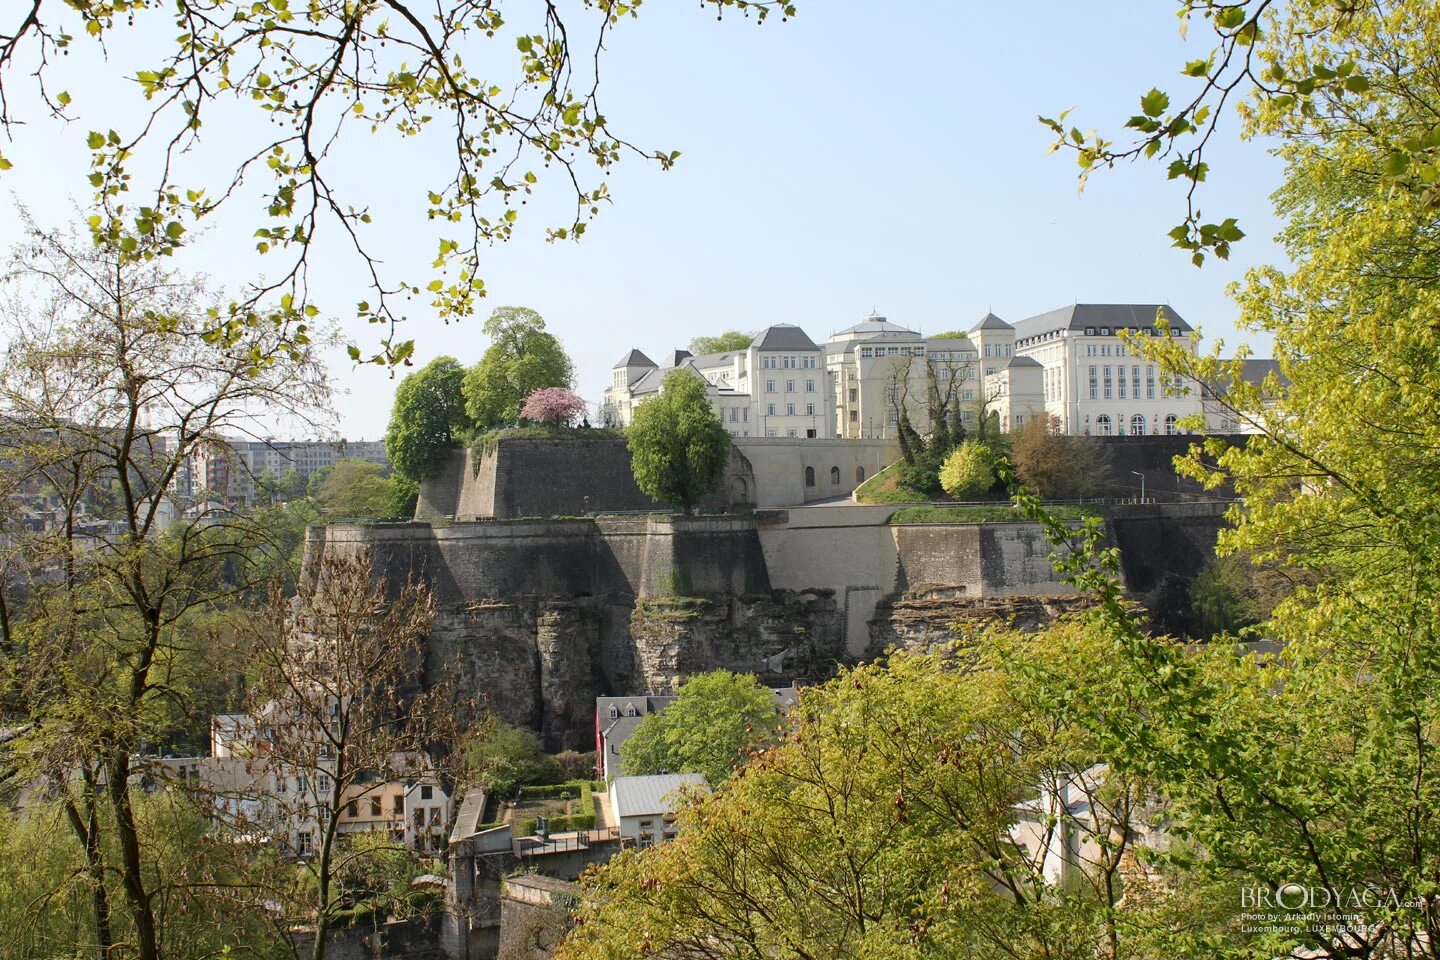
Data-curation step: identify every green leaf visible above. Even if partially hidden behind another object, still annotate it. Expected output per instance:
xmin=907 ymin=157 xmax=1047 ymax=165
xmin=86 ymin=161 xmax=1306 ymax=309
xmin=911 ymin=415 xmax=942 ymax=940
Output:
xmin=86 ymin=131 xmax=105 ymax=150
xmin=1140 ymin=88 xmax=1170 ymax=118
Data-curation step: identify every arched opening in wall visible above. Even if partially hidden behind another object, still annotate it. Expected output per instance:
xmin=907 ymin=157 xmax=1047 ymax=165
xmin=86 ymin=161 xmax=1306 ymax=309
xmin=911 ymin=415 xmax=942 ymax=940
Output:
xmin=732 ymin=477 xmax=748 ymax=502
xmin=856 ymin=465 xmax=866 ymax=483
xmin=1097 ymin=414 xmax=1112 ymax=436
xmin=1130 ymin=414 xmax=1146 ymax=436
xmin=830 ymin=466 xmax=841 ymax=485
xmin=1165 ymin=414 xmax=1178 ymax=435
xmin=804 ymin=466 xmax=816 ymax=488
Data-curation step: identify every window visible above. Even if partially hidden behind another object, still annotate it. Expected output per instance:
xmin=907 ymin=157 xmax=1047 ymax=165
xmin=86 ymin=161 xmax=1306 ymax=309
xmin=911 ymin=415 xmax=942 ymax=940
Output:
xmin=1085 ymin=327 xmax=1096 ymax=336
xmin=625 ymin=703 xmax=638 ymax=717
xmin=962 ymin=388 xmax=974 ymax=402
xmin=787 ymin=429 xmax=797 ymax=438
xmin=393 ymin=795 xmax=404 ymax=815
xmin=1131 ymin=414 xmax=1146 ymax=436
xmin=1165 ymin=414 xmax=1178 ymax=435
xmin=766 ymin=379 xmax=775 ymax=393
xmin=1132 ymin=366 xmax=1141 ymax=399
xmin=786 ymin=379 xmax=795 ymax=392
xmin=848 ymin=388 xmax=857 ymax=403
xmin=786 ymin=403 xmax=796 ymax=415
xmin=887 ymin=346 xmax=900 ymax=356
xmin=856 ymin=466 xmax=866 ymax=483
xmin=803 ymin=356 xmax=816 ymax=368
xmin=430 ymin=807 xmax=442 ymax=825
xmin=783 ymin=356 xmax=796 ymax=369
xmin=805 ymin=379 xmax=815 ymax=393
xmin=607 ymin=705 xmax=618 ymax=719
xmin=370 ymin=797 xmax=381 ymax=817
xmin=806 ymin=403 xmax=815 ymax=415
xmin=861 ymin=347 xmax=873 ymax=358
xmin=1103 ymin=366 xmax=1112 ymax=399
xmin=766 ymin=403 xmax=776 ymax=416
xmin=767 ymin=430 xmax=777 ymax=437
xmin=830 ymin=466 xmax=840 ymax=485
xmin=806 ymin=428 xmax=816 ymax=438
xmin=887 ymin=410 xmax=899 ymax=425
xmin=296 ymin=831 xmax=313 ymax=855
xmin=1100 ymin=327 xmax=1110 ymax=335
xmin=1097 ymin=414 xmax=1113 ymax=436
xmin=421 ymin=785 xmax=433 ymax=800
xmin=729 ymin=408 xmax=738 ymax=422
xmin=762 ymin=356 xmax=775 ymax=369
xmin=1146 ymin=367 xmax=1155 ymax=399
xmin=805 ymin=467 xmax=816 ymax=487
xmin=849 ymin=410 xmax=858 ymax=422
xmin=743 ymin=408 xmax=749 ymax=422
xmin=347 ymin=801 xmax=358 ymax=818
xmin=1118 ymin=375 xmax=1127 ymax=400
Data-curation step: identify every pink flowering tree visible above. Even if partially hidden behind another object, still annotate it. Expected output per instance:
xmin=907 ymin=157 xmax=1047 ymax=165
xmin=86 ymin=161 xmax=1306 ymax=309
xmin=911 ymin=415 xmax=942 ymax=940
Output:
xmin=520 ymin=387 xmax=588 ymax=427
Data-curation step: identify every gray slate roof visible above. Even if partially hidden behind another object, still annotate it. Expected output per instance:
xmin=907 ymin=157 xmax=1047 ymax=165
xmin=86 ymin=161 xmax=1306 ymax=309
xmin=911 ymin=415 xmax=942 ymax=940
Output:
xmin=610 ymin=773 xmax=708 ymax=818
xmin=972 ymin=312 xmax=1012 ymax=331
xmin=1012 ymin=304 xmax=1191 ymax=341
xmin=615 ymin=349 xmax=656 ymax=369
xmin=1203 ymin=358 xmax=1288 ymax=397
xmin=1007 ymin=356 xmax=1043 ymax=368
xmin=752 ymin=324 xmax=820 ymax=351
xmin=661 ymin=349 xmax=693 ymax=368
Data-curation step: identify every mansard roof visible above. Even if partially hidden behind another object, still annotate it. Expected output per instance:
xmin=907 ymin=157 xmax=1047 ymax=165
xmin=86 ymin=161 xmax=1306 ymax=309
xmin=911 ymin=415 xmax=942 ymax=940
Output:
xmin=614 ymin=348 xmax=656 ymax=369
xmin=752 ymin=323 xmax=820 ymax=351
xmin=1012 ymin=304 xmax=1192 ymax=341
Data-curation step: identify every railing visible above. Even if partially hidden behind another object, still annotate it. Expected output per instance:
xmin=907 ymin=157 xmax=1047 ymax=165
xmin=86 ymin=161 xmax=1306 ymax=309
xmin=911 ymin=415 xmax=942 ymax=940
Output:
xmin=513 ymin=826 xmax=620 ymax=857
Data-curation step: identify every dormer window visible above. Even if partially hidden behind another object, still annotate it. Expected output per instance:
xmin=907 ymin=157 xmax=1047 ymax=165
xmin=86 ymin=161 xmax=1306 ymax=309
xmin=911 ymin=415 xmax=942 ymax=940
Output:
xmin=607 ymin=705 xmax=618 ymax=720
xmin=1100 ymin=327 xmax=1110 ymax=336
xmin=625 ymin=703 xmax=638 ymax=717
xmin=1085 ymin=327 xmax=1096 ymax=336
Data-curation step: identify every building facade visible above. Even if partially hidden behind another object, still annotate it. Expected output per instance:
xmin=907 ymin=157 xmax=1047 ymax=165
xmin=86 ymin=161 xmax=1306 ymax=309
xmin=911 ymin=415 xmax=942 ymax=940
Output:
xmin=1011 ymin=304 xmax=1204 ymax=436
xmin=606 ymin=304 xmax=1241 ymax=441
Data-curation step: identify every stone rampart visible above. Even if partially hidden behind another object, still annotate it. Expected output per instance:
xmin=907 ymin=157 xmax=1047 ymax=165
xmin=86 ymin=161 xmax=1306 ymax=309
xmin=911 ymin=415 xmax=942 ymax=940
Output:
xmin=414 ymin=439 xmax=755 ymax=521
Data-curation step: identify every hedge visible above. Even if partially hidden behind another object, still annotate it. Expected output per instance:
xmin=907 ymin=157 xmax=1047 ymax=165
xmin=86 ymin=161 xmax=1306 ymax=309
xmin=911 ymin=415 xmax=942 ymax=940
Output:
xmin=514 ymin=781 xmax=597 ymax=835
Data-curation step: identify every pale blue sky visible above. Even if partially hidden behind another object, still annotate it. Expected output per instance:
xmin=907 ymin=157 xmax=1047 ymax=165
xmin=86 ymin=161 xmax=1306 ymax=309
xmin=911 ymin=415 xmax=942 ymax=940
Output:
xmin=0 ymin=0 xmax=1285 ymax=439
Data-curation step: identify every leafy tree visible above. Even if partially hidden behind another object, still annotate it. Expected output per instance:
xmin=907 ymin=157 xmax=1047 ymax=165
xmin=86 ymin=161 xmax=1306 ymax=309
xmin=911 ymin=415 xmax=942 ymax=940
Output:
xmin=619 ymin=670 xmax=782 ymax=785
xmin=687 ymin=331 xmax=754 ymax=354
xmin=463 ymin=308 xmax=575 ymax=429
xmin=939 ymin=442 xmax=994 ymax=500
xmin=0 ymin=221 xmax=327 ymax=960
xmin=560 ymin=636 xmax=1181 ymax=960
xmin=247 ymin=551 xmax=453 ymax=960
xmin=385 ymin=475 xmax=421 ymax=521
xmin=385 ymin=356 xmax=471 ymax=483
xmin=627 ymin=370 xmax=731 ymax=515
xmin=313 ymin=458 xmax=396 ymax=518
xmin=1010 ymin=415 xmax=1110 ymax=500
xmin=0 ymin=2 xmax=790 ymax=365
xmin=460 ymin=714 xmax=564 ymax=797
xmin=519 ymin=387 xmax=588 ymax=428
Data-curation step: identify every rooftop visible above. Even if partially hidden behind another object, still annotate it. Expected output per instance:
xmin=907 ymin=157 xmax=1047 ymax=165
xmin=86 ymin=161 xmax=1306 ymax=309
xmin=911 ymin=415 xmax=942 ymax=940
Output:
xmin=752 ymin=324 xmax=820 ymax=352
xmin=610 ymin=773 xmax=708 ymax=818
xmin=971 ymin=312 xmax=1012 ymax=332
xmin=614 ymin=348 xmax=656 ymax=369
xmin=833 ymin=312 xmax=917 ymax=338
xmin=1012 ymin=303 xmax=1192 ymax=341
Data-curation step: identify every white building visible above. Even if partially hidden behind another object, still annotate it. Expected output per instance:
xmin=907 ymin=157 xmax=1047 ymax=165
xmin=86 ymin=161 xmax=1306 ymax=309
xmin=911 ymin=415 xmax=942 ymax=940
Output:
xmin=606 ymin=304 xmax=1227 ymax=442
xmin=1012 ymin=304 xmax=1205 ymax=436
xmin=603 ymin=325 xmax=833 ymax=439
xmin=608 ymin=773 xmax=709 ymax=847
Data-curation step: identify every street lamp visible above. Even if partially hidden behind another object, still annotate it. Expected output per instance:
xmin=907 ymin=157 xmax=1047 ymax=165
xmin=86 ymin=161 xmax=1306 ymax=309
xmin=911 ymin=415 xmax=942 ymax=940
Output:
xmin=1131 ymin=470 xmax=1145 ymax=503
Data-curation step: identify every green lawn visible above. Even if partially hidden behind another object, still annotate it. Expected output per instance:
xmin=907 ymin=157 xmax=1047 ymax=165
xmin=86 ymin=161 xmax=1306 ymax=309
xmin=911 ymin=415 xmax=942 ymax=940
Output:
xmin=853 ymin=461 xmax=932 ymax=504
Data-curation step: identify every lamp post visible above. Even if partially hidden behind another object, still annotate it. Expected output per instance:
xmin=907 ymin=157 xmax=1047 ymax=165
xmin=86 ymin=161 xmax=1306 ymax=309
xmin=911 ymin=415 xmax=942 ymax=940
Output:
xmin=1131 ymin=470 xmax=1145 ymax=503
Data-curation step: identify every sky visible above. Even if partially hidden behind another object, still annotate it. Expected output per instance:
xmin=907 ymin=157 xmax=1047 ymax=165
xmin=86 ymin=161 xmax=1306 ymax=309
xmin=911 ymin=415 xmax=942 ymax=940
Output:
xmin=0 ymin=0 xmax=1287 ymax=440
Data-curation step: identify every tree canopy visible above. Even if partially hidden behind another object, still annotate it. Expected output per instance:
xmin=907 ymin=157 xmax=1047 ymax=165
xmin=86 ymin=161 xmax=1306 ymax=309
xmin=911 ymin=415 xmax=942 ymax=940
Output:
xmin=460 ymin=714 xmax=564 ymax=797
xmin=312 ymin=458 xmax=405 ymax=518
xmin=619 ymin=671 xmax=783 ymax=785
xmin=385 ymin=356 xmax=471 ymax=482
xmin=0 ymin=1 xmax=793 ymax=364
xmin=938 ymin=442 xmax=994 ymax=500
xmin=626 ymin=370 xmax=731 ymax=515
xmin=687 ymin=331 xmax=755 ymax=355
xmin=1010 ymin=415 xmax=1110 ymax=500
xmin=462 ymin=307 xmax=575 ymax=429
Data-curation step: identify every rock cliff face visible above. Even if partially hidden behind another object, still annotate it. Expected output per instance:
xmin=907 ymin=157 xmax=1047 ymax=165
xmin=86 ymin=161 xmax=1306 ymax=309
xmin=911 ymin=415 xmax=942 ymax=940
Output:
xmin=867 ymin=586 xmax=1094 ymax=658
xmin=424 ymin=591 xmax=843 ymax=750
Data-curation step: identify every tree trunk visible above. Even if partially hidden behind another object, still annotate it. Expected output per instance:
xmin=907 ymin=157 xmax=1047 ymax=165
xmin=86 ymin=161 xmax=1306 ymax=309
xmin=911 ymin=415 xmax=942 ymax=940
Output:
xmin=63 ymin=785 xmax=115 ymax=960
xmin=108 ymin=751 xmax=160 ymax=960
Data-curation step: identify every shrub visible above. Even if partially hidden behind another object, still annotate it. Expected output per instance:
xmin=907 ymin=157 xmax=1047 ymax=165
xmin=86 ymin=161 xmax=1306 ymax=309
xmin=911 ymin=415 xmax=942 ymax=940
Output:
xmin=519 ymin=387 xmax=588 ymax=427
xmin=939 ymin=442 xmax=996 ymax=500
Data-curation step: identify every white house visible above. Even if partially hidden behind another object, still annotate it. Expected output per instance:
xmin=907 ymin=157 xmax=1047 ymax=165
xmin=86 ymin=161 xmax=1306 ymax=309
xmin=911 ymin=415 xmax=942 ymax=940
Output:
xmin=608 ymin=773 xmax=709 ymax=847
